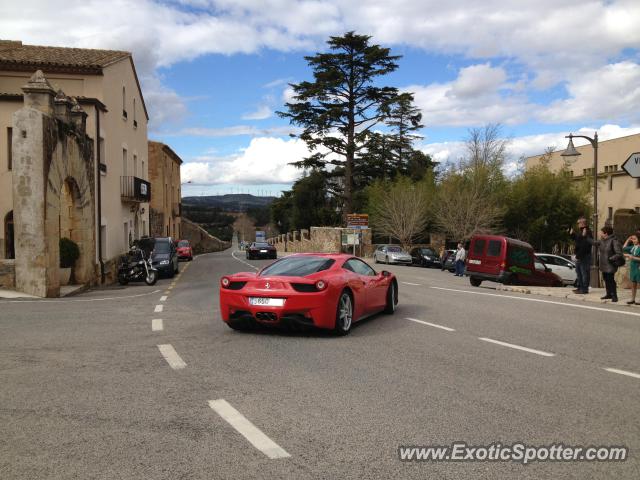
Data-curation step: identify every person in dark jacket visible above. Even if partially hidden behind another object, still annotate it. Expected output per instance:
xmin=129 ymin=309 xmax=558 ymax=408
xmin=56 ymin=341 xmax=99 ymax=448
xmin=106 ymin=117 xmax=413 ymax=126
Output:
xmin=597 ymin=226 xmax=623 ymax=302
xmin=570 ymin=217 xmax=594 ymax=294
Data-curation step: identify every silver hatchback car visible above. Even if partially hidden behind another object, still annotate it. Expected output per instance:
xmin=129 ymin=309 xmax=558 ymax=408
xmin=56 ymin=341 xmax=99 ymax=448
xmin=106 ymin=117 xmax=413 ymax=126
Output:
xmin=374 ymin=245 xmax=412 ymax=265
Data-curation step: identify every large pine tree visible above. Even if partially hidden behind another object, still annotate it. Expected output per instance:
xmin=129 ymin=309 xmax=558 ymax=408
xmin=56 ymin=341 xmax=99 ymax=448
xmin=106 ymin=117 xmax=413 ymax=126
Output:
xmin=278 ymin=32 xmax=401 ymax=215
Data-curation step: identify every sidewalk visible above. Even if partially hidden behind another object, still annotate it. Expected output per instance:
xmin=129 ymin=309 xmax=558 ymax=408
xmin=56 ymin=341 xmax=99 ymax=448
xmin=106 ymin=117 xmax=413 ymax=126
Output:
xmin=496 ymin=284 xmax=638 ymax=306
xmin=0 ymin=284 xmax=87 ymax=299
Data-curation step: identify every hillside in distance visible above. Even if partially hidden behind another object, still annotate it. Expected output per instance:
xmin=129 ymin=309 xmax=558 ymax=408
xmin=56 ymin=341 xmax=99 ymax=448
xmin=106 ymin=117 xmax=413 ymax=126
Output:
xmin=181 ymin=194 xmax=276 ymax=212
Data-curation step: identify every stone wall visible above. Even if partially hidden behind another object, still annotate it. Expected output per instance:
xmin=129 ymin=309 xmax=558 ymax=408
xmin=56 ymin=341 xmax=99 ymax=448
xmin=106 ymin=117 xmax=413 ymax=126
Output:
xmin=0 ymin=259 xmax=15 ymax=289
xmin=182 ymin=218 xmax=230 ymax=254
xmin=269 ymin=227 xmax=373 ymax=256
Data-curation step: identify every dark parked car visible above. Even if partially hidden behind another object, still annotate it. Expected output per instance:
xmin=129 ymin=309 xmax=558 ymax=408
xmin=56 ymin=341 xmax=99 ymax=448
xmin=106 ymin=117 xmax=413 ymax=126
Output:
xmin=442 ymin=249 xmax=456 ymax=272
xmin=410 ymin=247 xmax=442 ymax=268
xmin=151 ymin=237 xmax=179 ymax=277
xmin=246 ymin=242 xmax=277 ymax=260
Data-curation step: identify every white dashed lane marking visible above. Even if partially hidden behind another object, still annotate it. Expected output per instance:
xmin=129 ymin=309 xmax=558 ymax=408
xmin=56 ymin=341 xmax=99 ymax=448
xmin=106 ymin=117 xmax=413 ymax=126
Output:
xmin=604 ymin=368 xmax=640 ymax=379
xmin=406 ymin=317 xmax=455 ymax=332
xmin=160 ymin=295 xmax=168 ymax=302
xmin=154 ymin=304 xmax=163 ymax=313
xmin=479 ymin=337 xmax=555 ymax=357
xmin=401 ymin=282 xmax=422 ymax=286
xmin=157 ymin=344 xmax=186 ymax=369
xmin=152 ymin=319 xmax=163 ymax=332
xmin=208 ymin=399 xmax=290 ymax=459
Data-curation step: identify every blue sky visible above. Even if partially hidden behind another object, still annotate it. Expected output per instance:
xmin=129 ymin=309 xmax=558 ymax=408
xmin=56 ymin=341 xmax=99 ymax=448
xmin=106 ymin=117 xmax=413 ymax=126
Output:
xmin=3 ymin=0 xmax=640 ymax=196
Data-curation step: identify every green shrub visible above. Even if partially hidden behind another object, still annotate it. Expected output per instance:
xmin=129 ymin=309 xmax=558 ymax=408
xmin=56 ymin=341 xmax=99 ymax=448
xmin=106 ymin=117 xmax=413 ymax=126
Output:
xmin=59 ymin=237 xmax=80 ymax=268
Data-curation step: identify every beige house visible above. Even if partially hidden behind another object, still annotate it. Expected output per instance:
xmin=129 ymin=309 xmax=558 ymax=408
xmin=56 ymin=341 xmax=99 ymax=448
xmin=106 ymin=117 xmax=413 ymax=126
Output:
xmin=148 ymin=141 xmax=182 ymax=239
xmin=0 ymin=40 xmax=150 ymax=288
xmin=525 ymin=133 xmax=640 ymax=226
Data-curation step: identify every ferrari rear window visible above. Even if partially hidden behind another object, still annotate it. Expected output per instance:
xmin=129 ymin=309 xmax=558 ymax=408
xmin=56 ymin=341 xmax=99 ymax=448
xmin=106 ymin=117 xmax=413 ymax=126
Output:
xmin=260 ymin=257 xmax=335 ymax=277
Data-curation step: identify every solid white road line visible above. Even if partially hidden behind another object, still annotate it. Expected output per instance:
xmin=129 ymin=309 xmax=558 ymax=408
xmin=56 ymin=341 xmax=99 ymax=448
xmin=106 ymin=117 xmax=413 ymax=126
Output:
xmin=160 ymin=295 xmax=168 ymax=302
xmin=231 ymin=251 xmax=260 ymax=271
xmin=154 ymin=304 xmax=163 ymax=313
xmin=479 ymin=337 xmax=555 ymax=357
xmin=208 ymin=399 xmax=290 ymax=459
xmin=157 ymin=344 xmax=186 ymax=369
xmin=604 ymin=368 xmax=640 ymax=379
xmin=152 ymin=319 xmax=163 ymax=332
xmin=406 ymin=317 xmax=455 ymax=332
xmin=401 ymin=282 xmax=422 ymax=286
xmin=429 ymin=286 xmax=640 ymax=318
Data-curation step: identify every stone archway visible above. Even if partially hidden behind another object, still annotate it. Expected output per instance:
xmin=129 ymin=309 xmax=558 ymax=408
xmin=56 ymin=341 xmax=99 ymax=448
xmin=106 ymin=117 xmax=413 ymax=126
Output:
xmin=45 ymin=143 xmax=95 ymax=290
xmin=12 ymin=71 xmax=95 ymax=297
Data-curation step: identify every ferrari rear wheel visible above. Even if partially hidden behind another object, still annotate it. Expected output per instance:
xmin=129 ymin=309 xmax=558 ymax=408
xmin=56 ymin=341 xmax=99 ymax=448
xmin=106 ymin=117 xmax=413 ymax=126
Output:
xmin=334 ymin=291 xmax=353 ymax=336
xmin=384 ymin=281 xmax=398 ymax=314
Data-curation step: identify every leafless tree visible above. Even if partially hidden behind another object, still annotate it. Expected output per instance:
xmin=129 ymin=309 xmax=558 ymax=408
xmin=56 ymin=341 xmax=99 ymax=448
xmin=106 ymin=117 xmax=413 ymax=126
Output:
xmin=433 ymin=171 xmax=503 ymax=241
xmin=369 ymin=178 xmax=431 ymax=248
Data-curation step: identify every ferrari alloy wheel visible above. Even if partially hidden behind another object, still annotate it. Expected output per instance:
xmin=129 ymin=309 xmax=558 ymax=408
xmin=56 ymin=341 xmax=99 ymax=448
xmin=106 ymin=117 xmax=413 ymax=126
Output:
xmin=384 ymin=281 xmax=397 ymax=314
xmin=334 ymin=291 xmax=353 ymax=336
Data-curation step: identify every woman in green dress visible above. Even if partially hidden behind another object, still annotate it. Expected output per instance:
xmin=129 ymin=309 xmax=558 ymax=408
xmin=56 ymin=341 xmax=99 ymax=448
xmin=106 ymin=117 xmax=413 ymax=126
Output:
xmin=623 ymin=233 xmax=640 ymax=305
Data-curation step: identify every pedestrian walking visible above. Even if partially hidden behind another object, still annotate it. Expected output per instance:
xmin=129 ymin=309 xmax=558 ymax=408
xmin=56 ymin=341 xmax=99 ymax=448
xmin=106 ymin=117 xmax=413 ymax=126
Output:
xmin=597 ymin=226 xmax=623 ymax=302
xmin=454 ymin=242 xmax=466 ymax=277
xmin=570 ymin=217 xmax=594 ymax=294
xmin=622 ymin=232 xmax=640 ymax=305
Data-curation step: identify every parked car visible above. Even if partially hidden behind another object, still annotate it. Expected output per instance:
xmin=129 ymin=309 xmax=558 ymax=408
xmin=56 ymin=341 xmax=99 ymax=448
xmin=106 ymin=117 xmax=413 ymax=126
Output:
xmin=410 ymin=247 xmax=442 ymax=268
xmin=465 ymin=235 xmax=563 ymax=287
xmin=535 ymin=253 xmax=577 ymax=286
xmin=374 ymin=245 xmax=412 ymax=265
xmin=442 ymin=249 xmax=457 ymax=272
xmin=151 ymin=237 xmax=179 ymax=277
xmin=246 ymin=242 xmax=277 ymax=260
xmin=176 ymin=239 xmax=193 ymax=261
xmin=219 ymin=253 xmax=398 ymax=335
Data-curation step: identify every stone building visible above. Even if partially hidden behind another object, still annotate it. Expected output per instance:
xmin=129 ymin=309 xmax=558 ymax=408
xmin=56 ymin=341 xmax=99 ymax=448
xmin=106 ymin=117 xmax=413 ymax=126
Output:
xmin=525 ymin=133 xmax=640 ymax=227
xmin=0 ymin=40 xmax=150 ymax=295
xmin=148 ymin=141 xmax=182 ymax=239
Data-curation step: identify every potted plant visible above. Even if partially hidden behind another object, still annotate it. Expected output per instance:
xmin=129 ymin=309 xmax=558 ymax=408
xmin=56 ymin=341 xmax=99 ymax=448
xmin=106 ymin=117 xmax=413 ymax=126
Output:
xmin=59 ymin=237 xmax=80 ymax=285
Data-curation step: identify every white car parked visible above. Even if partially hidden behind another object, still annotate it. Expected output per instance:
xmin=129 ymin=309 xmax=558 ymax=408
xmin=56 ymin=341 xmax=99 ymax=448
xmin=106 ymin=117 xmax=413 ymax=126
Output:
xmin=374 ymin=245 xmax=413 ymax=265
xmin=535 ymin=253 xmax=577 ymax=286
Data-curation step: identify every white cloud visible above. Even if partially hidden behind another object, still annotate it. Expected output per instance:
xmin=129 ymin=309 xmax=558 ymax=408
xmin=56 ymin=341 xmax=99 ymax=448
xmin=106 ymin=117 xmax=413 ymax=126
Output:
xmin=141 ymin=75 xmax=189 ymax=131
xmin=181 ymin=137 xmax=310 ymax=185
xmin=421 ymin=124 xmax=640 ymax=168
xmin=241 ymin=105 xmax=273 ymax=120
xmin=538 ymin=62 xmax=640 ymax=124
xmin=407 ymin=63 xmax=531 ymax=127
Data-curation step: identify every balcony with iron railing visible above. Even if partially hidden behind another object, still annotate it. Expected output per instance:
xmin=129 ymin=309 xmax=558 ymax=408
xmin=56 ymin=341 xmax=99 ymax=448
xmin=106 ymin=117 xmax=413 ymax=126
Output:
xmin=121 ymin=176 xmax=151 ymax=203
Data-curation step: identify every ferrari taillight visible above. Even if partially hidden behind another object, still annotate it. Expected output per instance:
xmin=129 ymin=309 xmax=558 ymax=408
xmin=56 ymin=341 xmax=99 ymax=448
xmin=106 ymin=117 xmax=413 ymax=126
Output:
xmin=315 ymin=280 xmax=327 ymax=291
xmin=221 ymin=277 xmax=231 ymax=288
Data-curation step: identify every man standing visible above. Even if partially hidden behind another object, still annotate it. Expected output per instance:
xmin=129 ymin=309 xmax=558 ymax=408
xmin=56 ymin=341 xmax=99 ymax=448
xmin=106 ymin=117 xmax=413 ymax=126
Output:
xmin=598 ymin=226 xmax=623 ymax=303
xmin=570 ymin=217 xmax=593 ymax=294
xmin=454 ymin=242 xmax=466 ymax=277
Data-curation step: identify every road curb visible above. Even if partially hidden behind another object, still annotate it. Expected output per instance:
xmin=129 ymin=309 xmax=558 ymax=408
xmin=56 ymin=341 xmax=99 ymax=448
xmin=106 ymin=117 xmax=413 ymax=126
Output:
xmin=496 ymin=284 xmax=635 ymax=306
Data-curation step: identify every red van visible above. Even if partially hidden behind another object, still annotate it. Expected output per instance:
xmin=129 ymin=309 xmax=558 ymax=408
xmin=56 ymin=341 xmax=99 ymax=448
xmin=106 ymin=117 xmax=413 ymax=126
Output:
xmin=465 ymin=235 xmax=563 ymax=287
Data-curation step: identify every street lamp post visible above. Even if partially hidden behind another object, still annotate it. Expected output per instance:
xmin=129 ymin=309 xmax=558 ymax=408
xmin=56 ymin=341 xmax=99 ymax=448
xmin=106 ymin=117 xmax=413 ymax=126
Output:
xmin=561 ymin=132 xmax=599 ymax=288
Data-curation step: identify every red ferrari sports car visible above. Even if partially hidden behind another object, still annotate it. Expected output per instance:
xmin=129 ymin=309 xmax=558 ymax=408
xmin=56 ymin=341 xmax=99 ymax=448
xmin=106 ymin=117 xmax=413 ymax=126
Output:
xmin=219 ymin=253 xmax=398 ymax=335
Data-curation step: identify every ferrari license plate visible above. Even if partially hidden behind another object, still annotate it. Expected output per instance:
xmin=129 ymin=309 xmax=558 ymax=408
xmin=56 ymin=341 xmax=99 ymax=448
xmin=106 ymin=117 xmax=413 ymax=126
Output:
xmin=249 ymin=297 xmax=284 ymax=307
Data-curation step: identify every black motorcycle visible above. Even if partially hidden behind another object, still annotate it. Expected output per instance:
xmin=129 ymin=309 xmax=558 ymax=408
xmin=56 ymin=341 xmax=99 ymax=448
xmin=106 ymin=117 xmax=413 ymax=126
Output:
xmin=117 ymin=246 xmax=158 ymax=286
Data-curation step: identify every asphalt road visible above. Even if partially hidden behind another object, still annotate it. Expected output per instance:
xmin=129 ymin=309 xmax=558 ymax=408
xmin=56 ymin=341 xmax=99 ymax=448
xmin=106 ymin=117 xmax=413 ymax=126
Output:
xmin=1 ymin=249 xmax=639 ymax=479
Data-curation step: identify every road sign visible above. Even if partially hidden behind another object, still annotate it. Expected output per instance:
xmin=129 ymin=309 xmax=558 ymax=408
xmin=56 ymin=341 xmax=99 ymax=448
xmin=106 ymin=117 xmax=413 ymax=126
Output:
xmin=346 ymin=213 xmax=368 ymax=228
xmin=622 ymin=152 xmax=640 ymax=178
